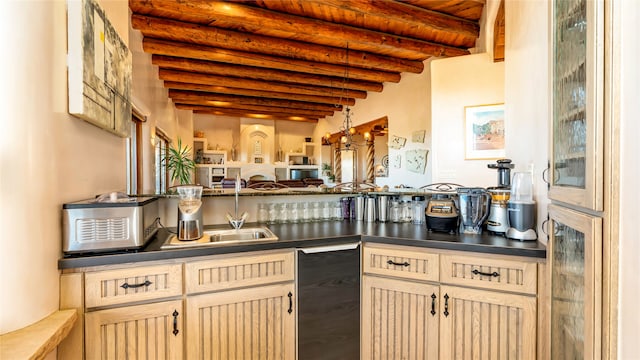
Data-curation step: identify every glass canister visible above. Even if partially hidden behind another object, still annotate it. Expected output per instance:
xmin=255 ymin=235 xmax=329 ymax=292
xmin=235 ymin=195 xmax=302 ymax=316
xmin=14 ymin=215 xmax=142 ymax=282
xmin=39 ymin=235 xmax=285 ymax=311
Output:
xmin=412 ymin=195 xmax=426 ymax=224
xmin=390 ymin=199 xmax=401 ymax=223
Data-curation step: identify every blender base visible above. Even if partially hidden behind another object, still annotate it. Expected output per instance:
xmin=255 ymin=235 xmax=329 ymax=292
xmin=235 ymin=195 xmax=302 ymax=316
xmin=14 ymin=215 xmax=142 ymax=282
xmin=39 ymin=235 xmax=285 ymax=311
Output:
xmin=506 ymin=227 xmax=537 ymax=241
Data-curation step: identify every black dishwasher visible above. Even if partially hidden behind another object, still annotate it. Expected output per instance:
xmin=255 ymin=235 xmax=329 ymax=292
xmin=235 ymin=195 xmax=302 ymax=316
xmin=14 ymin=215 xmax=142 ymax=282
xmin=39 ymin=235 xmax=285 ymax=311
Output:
xmin=297 ymin=243 xmax=360 ymax=360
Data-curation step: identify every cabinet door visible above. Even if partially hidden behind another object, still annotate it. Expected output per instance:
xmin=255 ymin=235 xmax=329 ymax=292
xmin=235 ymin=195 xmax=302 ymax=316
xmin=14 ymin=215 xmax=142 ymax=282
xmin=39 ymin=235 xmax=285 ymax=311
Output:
xmin=549 ymin=0 xmax=604 ymax=210
xmin=548 ymin=204 xmax=602 ymax=360
xmin=186 ymin=282 xmax=295 ymax=360
xmin=362 ymin=275 xmax=439 ymax=360
xmin=439 ymin=285 xmax=536 ymax=360
xmin=85 ymin=299 xmax=183 ymax=360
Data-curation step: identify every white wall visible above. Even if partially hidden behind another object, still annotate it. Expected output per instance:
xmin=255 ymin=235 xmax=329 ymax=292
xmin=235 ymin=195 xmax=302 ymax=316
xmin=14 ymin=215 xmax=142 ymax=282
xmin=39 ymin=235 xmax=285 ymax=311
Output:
xmin=504 ymin=0 xmax=549 ymax=242
xmin=617 ymin=0 xmax=640 ymax=356
xmin=430 ymin=53 xmax=505 ymax=187
xmin=0 ymin=0 xmax=186 ymax=337
xmin=315 ymin=68 xmax=433 ymax=188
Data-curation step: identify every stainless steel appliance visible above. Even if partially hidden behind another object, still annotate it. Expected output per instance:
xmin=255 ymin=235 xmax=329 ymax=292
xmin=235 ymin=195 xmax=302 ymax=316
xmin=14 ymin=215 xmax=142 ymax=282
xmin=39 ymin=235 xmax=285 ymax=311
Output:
xmin=456 ymin=187 xmax=491 ymax=234
xmin=506 ymin=172 xmax=537 ymax=240
xmin=62 ymin=196 xmax=159 ymax=253
xmin=176 ymin=186 xmax=204 ymax=240
xmin=425 ymin=195 xmax=458 ymax=234
xmin=297 ymin=243 xmax=360 ymax=359
xmin=487 ymin=188 xmax=510 ymax=235
xmin=487 ymin=158 xmax=515 ymax=187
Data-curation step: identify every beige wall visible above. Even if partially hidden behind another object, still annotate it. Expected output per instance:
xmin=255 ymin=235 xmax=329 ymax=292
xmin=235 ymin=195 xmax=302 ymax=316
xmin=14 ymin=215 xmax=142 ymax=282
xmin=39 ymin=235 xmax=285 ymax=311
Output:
xmin=430 ymin=53 xmax=505 ymax=187
xmin=616 ymin=0 xmax=640 ymax=356
xmin=315 ymin=68 xmax=433 ymax=188
xmin=0 ymin=0 xmax=186 ymax=336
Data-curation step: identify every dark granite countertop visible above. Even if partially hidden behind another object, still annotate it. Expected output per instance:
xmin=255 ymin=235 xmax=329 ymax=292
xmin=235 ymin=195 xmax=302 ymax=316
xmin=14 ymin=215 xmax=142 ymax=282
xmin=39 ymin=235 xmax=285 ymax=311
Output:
xmin=59 ymin=221 xmax=547 ymax=269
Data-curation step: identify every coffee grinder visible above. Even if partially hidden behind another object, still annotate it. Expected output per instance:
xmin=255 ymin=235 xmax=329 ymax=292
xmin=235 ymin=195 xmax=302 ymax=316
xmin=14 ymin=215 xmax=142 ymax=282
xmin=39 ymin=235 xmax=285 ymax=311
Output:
xmin=486 ymin=159 xmax=515 ymax=235
xmin=176 ymin=185 xmax=204 ymax=240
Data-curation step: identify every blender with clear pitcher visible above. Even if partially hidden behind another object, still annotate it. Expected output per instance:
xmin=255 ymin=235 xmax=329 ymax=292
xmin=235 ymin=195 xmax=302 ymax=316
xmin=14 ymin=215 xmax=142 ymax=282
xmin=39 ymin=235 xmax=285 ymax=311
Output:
xmin=506 ymin=172 xmax=537 ymax=240
xmin=456 ymin=187 xmax=491 ymax=234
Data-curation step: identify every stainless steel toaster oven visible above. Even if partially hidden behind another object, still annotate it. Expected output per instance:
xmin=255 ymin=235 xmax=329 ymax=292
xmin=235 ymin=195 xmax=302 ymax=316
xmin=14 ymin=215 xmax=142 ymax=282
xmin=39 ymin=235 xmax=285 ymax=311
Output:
xmin=62 ymin=196 xmax=159 ymax=253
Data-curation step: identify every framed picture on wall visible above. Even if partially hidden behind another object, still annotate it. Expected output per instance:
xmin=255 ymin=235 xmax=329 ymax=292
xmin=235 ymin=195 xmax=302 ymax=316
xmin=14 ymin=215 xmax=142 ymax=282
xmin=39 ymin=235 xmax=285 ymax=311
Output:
xmin=464 ymin=103 xmax=505 ymax=159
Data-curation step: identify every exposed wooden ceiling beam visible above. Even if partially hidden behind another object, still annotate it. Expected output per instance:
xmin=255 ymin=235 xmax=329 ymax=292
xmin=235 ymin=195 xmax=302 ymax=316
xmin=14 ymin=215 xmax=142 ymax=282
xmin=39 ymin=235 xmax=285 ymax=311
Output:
xmin=131 ymin=14 xmax=422 ymax=74
xmin=129 ymin=1 xmax=469 ymax=59
xmin=173 ymin=100 xmax=333 ymax=118
xmin=176 ymin=104 xmax=320 ymax=123
xmin=168 ymin=90 xmax=340 ymax=113
xmin=158 ymin=69 xmax=370 ymax=99
xmin=254 ymin=0 xmax=479 ymax=46
xmin=141 ymin=38 xmax=410 ymax=82
xmin=153 ymin=57 xmax=380 ymax=94
xmin=163 ymin=81 xmax=356 ymax=106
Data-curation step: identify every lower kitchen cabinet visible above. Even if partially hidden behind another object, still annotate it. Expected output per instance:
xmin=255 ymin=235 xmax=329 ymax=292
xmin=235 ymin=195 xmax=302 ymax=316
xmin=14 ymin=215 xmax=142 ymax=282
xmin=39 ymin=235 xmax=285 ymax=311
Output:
xmin=362 ymin=275 xmax=440 ymax=360
xmin=185 ymin=282 xmax=296 ymax=360
xmin=439 ymin=285 xmax=537 ymax=360
xmin=85 ymin=299 xmax=183 ymax=360
xmin=361 ymin=243 xmax=541 ymax=360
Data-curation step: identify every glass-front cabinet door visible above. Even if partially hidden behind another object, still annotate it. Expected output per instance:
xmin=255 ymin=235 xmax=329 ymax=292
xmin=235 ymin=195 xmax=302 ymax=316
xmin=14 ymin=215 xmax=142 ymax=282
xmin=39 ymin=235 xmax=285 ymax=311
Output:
xmin=548 ymin=204 xmax=602 ymax=360
xmin=550 ymin=0 xmax=604 ymax=211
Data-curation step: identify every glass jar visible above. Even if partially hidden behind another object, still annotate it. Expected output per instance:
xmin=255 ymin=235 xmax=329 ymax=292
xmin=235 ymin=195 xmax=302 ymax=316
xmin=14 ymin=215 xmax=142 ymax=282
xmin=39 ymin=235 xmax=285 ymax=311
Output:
xmin=267 ymin=203 xmax=278 ymax=224
xmin=412 ymin=195 xmax=426 ymax=224
xmin=278 ymin=203 xmax=289 ymax=223
xmin=332 ymin=201 xmax=343 ymax=221
xmin=390 ymin=200 xmax=401 ymax=223
xmin=289 ymin=203 xmax=299 ymax=223
xmin=402 ymin=200 xmax=413 ymax=222
xmin=257 ymin=203 xmax=268 ymax=223
xmin=301 ymin=202 xmax=312 ymax=222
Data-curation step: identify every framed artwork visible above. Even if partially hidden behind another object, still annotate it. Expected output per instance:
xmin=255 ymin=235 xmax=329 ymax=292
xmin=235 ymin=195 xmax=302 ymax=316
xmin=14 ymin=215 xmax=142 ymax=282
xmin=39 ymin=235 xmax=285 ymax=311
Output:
xmin=464 ymin=103 xmax=505 ymax=159
xmin=67 ymin=0 xmax=132 ymax=137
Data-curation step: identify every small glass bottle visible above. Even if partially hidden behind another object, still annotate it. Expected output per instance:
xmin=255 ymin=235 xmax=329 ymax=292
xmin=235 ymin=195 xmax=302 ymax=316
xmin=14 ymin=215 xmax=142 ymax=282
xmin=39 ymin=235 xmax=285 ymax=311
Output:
xmin=412 ymin=195 xmax=426 ymax=224
xmin=390 ymin=200 xmax=401 ymax=223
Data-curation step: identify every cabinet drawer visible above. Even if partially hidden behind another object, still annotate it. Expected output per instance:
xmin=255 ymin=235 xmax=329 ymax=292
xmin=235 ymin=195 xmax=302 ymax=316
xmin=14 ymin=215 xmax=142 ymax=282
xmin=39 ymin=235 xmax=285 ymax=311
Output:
xmin=363 ymin=244 xmax=439 ymax=282
xmin=440 ymin=254 xmax=537 ymax=295
xmin=85 ymin=264 xmax=183 ymax=308
xmin=185 ymin=250 xmax=295 ymax=294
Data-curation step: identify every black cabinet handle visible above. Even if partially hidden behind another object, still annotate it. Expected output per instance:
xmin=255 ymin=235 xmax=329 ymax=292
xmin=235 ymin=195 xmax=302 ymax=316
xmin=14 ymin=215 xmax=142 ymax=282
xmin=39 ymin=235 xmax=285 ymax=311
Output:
xmin=287 ymin=292 xmax=293 ymax=314
xmin=471 ymin=269 xmax=500 ymax=277
xmin=430 ymin=293 xmax=436 ymax=316
xmin=443 ymin=294 xmax=450 ymax=317
xmin=120 ymin=280 xmax=152 ymax=289
xmin=387 ymin=260 xmax=410 ymax=267
xmin=172 ymin=310 xmax=179 ymax=336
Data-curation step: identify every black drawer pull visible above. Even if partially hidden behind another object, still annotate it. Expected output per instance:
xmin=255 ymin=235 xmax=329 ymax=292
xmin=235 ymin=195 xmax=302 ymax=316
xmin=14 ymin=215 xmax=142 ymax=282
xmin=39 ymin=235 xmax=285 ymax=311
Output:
xmin=387 ymin=260 xmax=410 ymax=267
xmin=172 ymin=310 xmax=179 ymax=336
xmin=120 ymin=280 xmax=152 ymax=289
xmin=287 ymin=292 xmax=293 ymax=314
xmin=472 ymin=269 xmax=500 ymax=277
xmin=443 ymin=294 xmax=450 ymax=317
xmin=430 ymin=293 xmax=436 ymax=316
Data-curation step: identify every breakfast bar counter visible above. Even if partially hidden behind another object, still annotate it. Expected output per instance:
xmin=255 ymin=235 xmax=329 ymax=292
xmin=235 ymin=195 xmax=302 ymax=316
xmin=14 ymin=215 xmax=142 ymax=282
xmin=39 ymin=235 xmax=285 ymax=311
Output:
xmin=59 ymin=221 xmax=546 ymax=269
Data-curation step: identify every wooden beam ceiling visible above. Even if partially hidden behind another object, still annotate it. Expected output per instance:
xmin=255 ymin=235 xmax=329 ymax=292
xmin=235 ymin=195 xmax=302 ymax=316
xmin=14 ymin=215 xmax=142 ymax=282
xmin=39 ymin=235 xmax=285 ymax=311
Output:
xmin=129 ymin=0 xmax=485 ymax=122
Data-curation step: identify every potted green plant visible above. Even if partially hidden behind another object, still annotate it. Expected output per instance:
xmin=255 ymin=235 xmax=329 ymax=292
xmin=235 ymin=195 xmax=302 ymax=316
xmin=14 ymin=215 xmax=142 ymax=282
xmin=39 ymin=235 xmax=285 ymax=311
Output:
xmin=164 ymin=138 xmax=196 ymax=185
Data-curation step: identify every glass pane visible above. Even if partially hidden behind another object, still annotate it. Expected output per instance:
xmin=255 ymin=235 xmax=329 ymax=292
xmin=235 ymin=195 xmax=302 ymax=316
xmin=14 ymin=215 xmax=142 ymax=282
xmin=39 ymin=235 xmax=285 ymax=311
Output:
xmin=553 ymin=0 xmax=587 ymax=188
xmin=551 ymin=220 xmax=585 ymax=359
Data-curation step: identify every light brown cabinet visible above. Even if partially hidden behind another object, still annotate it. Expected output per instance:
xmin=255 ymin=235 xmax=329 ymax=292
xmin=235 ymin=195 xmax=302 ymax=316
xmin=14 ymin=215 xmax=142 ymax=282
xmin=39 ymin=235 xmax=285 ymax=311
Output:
xmin=362 ymin=243 xmax=541 ymax=360
xmin=59 ymin=249 xmax=296 ymax=360
xmin=186 ymin=283 xmax=295 ymax=359
xmin=85 ymin=299 xmax=183 ymax=359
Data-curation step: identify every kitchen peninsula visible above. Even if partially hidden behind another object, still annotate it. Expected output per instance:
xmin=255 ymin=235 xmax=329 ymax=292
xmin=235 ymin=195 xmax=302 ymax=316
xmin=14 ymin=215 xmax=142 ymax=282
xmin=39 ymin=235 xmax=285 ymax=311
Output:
xmin=58 ymin=188 xmax=547 ymax=359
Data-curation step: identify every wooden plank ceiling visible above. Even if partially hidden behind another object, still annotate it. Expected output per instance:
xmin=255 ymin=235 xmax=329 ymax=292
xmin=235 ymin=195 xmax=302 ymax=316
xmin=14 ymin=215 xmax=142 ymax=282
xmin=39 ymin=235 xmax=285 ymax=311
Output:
xmin=129 ymin=0 xmax=485 ymax=123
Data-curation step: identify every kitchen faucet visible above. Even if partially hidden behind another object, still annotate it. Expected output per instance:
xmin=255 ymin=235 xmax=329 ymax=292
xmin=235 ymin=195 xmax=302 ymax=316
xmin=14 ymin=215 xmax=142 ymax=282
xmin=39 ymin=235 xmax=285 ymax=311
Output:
xmin=226 ymin=173 xmax=247 ymax=229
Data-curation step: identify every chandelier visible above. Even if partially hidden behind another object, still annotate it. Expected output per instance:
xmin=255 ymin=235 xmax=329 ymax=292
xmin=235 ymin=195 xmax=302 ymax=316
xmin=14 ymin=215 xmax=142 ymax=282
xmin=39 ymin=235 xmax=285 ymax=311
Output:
xmin=323 ymin=43 xmax=369 ymax=149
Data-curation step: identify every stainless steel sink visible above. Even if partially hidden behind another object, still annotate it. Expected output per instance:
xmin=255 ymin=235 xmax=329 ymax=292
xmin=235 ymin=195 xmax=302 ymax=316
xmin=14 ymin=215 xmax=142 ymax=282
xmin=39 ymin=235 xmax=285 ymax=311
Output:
xmin=161 ymin=227 xmax=278 ymax=249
